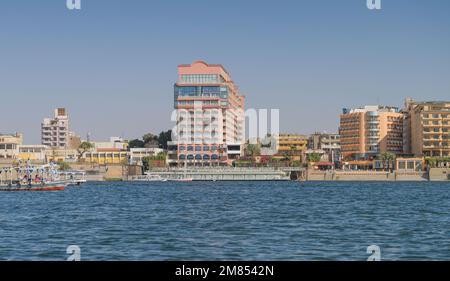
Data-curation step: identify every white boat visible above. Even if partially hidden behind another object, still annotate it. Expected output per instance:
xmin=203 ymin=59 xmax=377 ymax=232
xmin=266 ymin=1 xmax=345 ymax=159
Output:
xmin=134 ymin=174 xmax=168 ymax=182
xmin=59 ymin=171 xmax=87 ymax=186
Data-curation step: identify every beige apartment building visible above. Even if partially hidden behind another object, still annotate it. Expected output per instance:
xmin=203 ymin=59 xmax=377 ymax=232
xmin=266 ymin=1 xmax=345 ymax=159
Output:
xmin=0 ymin=133 xmax=23 ymax=160
xmin=403 ymin=99 xmax=450 ymax=157
xmin=340 ymin=105 xmax=404 ymax=160
xmin=308 ymin=133 xmax=341 ymax=162
xmin=273 ymin=134 xmax=308 ymax=162
xmin=41 ymin=108 xmax=71 ymax=148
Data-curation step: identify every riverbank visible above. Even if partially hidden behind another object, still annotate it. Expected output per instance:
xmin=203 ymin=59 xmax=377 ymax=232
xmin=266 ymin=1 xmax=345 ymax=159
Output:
xmin=3 ymin=161 xmax=448 ymax=182
xmin=306 ymin=168 xmax=449 ymax=182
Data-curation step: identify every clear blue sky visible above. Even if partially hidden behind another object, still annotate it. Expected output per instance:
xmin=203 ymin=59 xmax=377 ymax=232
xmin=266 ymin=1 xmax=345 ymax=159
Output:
xmin=1 ymin=0 xmax=449 ymax=144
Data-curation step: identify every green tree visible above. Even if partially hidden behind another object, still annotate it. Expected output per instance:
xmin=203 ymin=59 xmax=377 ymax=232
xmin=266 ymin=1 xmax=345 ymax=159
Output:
xmin=57 ymin=161 xmax=71 ymax=171
xmin=245 ymin=144 xmax=261 ymax=157
xmin=142 ymin=152 xmax=167 ymax=171
xmin=143 ymin=133 xmax=159 ymax=147
xmin=128 ymin=139 xmax=145 ymax=148
xmin=379 ymin=152 xmax=396 ymax=171
xmin=142 ymin=157 xmax=151 ymax=171
xmin=158 ymin=130 xmax=172 ymax=150
xmin=307 ymin=153 xmax=322 ymax=163
xmin=77 ymin=141 xmax=93 ymax=160
xmin=289 ymin=145 xmax=297 ymax=166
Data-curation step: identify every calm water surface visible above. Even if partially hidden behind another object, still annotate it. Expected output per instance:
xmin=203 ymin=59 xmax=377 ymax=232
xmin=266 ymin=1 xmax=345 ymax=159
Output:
xmin=0 ymin=181 xmax=449 ymax=260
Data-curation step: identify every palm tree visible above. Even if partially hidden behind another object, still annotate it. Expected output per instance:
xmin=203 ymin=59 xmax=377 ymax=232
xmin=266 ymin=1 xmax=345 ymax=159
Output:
xmin=289 ymin=145 xmax=297 ymax=167
xmin=379 ymin=152 xmax=396 ymax=171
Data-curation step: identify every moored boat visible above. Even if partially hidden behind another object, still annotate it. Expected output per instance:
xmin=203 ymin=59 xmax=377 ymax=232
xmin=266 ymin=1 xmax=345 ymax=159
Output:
xmin=0 ymin=182 xmax=65 ymax=191
xmin=0 ymin=161 xmax=67 ymax=192
xmin=133 ymin=174 xmax=168 ymax=182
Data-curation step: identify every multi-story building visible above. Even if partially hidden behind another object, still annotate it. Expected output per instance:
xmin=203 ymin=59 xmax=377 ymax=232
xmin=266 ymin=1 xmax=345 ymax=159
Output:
xmin=0 ymin=133 xmax=23 ymax=160
xmin=81 ymin=137 xmax=129 ymax=165
xmin=276 ymin=134 xmax=308 ymax=153
xmin=340 ymin=105 xmax=404 ymax=160
xmin=403 ymin=99 xmax=450 ymax=157
xmin=274 ymin=134 xmax=308 ymax=162
xmin=308 ymin=133 xmax=341 ymax=162
xmin=91 ymin=137 xmax=128 ymax=150
xmin=129 ymin=147 xmax=164 ymax=165
xmin=82 ymin=148 xmax=129 ymax=165
xmin=17 ymin=145 xmax=48 ymax=163
xmin=41 ymin=108 xmax=71 ymax=148
xmin=168 ymin=61 xmax=245 ymax=166
xmin=45 ymin=148 xmax=78 ymax=163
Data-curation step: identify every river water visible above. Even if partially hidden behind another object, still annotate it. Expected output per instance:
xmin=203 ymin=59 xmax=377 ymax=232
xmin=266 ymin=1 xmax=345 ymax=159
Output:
xmin=0 ymin=181 xmax=449 ymax=260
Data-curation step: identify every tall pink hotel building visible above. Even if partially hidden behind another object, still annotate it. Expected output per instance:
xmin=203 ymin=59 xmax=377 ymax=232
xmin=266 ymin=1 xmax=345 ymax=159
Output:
xmin=167 ymin=61 xmax=245 ymax=166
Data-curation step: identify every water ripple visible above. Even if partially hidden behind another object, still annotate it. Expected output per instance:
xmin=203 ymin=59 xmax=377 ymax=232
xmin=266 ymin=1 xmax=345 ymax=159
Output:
xmin=0 ymin=181 xmax=449 ymax=260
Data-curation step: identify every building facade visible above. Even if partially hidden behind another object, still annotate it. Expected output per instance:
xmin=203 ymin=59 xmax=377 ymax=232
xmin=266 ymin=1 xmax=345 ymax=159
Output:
xmin=129 ymin=147 xmax=164 ymax=165
xmin=81 ymin=137 xmax=129 ymax=164
xmin=0 ymin=133 xmax=23 ymax=160
xmin=168 ymin=61 xmax=245 ymax=166
xmin=308 ymin=133 xmax=341 ymax=163
xmin=82 ymin=148 xmax=128 ymax=165
xmin=274 ymin=134 xmax=308 ymax=162
xmin=340 ymin=105 xmax=404 ymax=160
xmin=403 ymin=99 xmax=450 ymax=157
xmin=17 ymin=145 xmax=48 ymax=162
xmin=41 ymin=108 xmax=71 ymax=148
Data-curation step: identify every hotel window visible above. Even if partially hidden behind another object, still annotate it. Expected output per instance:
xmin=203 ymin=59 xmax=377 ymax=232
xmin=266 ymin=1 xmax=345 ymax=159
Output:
xmin=181 ymin=74 xmax=219 ymax=84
